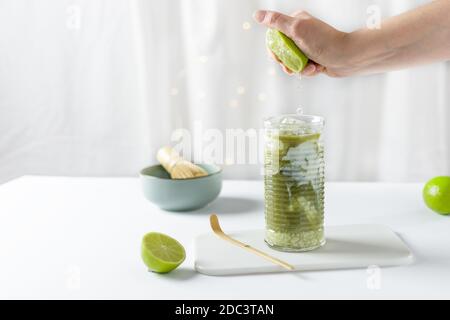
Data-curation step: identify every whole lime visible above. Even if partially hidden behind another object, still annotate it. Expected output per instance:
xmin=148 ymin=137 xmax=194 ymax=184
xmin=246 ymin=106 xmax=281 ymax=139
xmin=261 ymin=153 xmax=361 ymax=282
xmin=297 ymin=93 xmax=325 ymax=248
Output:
xmin=423 ymin=176 xmax=450 ymax=215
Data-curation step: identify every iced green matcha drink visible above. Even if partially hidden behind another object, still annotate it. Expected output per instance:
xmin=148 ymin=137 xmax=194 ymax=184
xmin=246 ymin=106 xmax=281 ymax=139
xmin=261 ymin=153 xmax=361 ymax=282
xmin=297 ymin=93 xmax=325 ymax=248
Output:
xmin=264 ymin=112 xmax=325 ymax=251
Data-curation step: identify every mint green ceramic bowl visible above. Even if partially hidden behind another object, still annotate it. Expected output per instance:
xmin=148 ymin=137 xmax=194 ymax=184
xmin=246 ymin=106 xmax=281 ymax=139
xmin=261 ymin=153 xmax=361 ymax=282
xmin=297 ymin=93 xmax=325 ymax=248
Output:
xmin=140 ymin=164 xmax=222 ymax=211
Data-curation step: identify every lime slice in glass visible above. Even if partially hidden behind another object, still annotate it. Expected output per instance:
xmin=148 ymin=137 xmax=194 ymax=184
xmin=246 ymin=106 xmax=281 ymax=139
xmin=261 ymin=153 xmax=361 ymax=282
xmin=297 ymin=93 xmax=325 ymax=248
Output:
xmin=141 ymin=232 xmax=186 ymax=273
xmin=266 ymin=28 xmax=309 ymax=73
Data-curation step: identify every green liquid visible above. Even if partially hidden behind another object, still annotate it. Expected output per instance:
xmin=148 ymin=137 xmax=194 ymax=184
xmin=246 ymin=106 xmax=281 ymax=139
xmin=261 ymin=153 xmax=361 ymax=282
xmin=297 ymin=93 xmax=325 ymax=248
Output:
xmin=264 ymin=132 xmax=325 ymax=251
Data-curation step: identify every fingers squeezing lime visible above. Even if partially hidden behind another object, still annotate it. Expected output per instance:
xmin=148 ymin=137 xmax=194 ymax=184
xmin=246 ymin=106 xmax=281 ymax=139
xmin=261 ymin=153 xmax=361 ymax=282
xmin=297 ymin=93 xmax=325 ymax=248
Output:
xmin=266 ymin=28 xmax=309 ymax=73
xmin=141 ymin=232 xmax=186 ymax=273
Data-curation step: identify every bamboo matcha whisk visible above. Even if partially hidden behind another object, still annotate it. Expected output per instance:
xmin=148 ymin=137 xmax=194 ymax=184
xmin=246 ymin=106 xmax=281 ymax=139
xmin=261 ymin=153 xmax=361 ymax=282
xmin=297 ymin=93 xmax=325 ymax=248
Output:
xmin=157 ymin=146 xmax=208 ymax=179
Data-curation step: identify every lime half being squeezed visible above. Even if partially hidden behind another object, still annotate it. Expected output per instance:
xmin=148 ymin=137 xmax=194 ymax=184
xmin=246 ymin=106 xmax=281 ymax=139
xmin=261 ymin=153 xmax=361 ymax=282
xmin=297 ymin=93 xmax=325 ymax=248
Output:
xmin=266 ymin=28 xmax=309 ymax=73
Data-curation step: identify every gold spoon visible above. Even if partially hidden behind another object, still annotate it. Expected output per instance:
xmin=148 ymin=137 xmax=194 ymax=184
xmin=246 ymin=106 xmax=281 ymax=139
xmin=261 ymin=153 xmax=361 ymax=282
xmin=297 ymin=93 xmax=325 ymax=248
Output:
xmin=209 ymin=214 xmax=295 ymax=271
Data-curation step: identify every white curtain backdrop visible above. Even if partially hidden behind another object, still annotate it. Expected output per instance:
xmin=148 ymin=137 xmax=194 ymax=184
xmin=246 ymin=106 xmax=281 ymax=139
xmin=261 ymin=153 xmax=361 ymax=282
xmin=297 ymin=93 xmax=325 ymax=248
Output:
xmin=0 ymin=0 xmax=449 ymax=183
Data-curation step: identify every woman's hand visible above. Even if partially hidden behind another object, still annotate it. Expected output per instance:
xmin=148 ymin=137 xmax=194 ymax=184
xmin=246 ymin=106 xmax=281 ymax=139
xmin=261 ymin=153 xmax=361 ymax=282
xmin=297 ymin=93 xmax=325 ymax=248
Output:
xmin=254 ymin=10 xmax=354 ymax=77
xmin=255 ymin=1 xmax=450 ymax=78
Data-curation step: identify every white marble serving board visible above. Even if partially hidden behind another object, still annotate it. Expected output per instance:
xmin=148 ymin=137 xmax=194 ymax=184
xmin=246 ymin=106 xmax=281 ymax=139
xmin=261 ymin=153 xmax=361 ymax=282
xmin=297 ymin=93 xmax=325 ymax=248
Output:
xmin=194 ymin=224 xmax=414 ymax=276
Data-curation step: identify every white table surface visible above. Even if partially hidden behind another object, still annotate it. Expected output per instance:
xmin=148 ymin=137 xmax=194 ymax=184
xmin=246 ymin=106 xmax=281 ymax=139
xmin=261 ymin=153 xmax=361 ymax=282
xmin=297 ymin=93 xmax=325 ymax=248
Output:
xmin=0 ymin=176 xmax=449 ymax=299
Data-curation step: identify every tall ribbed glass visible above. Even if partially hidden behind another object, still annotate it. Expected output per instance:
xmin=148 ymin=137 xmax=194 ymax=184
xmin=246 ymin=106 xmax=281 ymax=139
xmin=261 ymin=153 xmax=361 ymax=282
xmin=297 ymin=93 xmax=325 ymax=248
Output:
xmin=264 ymin=112 xmax=325 ymax=252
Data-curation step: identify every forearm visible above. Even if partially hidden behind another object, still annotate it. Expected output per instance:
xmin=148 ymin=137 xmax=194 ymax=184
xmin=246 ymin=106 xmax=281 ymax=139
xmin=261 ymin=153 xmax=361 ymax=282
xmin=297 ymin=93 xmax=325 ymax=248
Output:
xmin=347 ymin=0 xmax=450 ymax=75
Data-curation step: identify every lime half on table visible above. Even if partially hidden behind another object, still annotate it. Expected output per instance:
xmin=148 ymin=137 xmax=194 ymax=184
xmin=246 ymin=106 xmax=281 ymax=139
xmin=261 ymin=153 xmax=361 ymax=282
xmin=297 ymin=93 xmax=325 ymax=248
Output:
xmin=141 ymin=232 xmax=186 ymax=273
xmin=266 ymin=28 xmax=309 ymax=73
